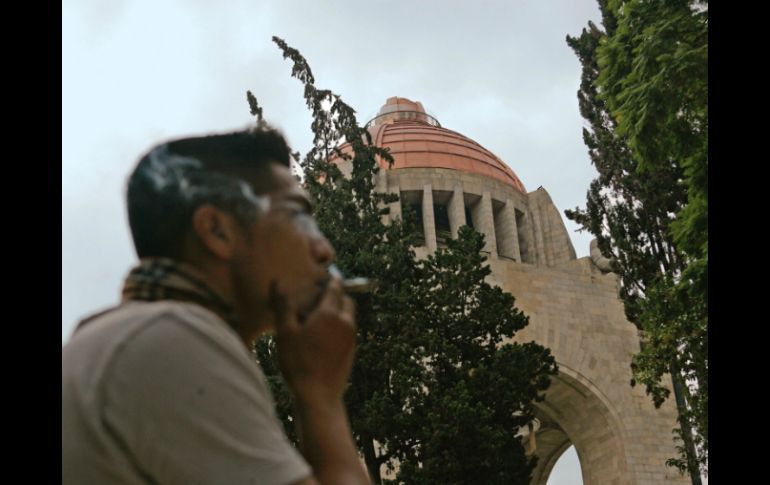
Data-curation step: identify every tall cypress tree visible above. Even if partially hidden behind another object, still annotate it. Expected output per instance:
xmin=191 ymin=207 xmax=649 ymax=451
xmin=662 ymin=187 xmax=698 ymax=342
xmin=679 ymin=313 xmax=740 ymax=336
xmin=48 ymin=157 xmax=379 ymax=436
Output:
xmin=252 ymin=37 xmax=558 ymax=484
xmin=566 ymin=1 xmax=707 ymax=481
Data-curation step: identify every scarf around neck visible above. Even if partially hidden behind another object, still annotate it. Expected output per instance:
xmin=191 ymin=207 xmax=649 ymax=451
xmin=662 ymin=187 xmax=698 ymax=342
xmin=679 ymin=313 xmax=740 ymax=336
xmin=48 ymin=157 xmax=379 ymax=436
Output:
xmin=120 ymin=257 xmax=240 ymax=330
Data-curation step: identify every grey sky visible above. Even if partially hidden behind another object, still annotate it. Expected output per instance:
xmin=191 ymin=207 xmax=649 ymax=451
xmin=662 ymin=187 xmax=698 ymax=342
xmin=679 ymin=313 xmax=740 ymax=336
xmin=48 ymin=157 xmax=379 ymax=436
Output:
xmin=63 ymin=1 xmax=603 ymax=482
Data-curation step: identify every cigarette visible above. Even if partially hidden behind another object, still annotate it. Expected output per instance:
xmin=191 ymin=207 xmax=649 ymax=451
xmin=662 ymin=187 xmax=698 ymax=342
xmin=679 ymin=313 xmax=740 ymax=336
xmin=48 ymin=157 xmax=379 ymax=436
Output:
xmin=328 ymin=264 xmax=378 ymax=294
xmin=341 ymin=277 xmax=377 ymax=293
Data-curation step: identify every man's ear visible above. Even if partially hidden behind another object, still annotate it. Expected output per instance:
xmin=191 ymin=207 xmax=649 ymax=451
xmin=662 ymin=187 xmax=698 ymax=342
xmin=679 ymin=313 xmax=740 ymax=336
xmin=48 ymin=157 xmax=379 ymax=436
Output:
xmin=191 ymin=204 xmax=242 ymax=260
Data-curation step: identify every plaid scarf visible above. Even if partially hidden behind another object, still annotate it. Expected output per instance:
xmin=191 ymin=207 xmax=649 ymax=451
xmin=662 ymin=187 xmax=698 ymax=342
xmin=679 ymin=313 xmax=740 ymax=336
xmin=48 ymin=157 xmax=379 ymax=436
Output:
xmin=118 ymin=258 xmax=240 ymax=330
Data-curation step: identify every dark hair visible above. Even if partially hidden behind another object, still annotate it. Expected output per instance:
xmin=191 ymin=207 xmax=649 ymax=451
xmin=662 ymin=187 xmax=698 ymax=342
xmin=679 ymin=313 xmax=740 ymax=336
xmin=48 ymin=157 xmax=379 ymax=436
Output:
xmin=126 ymin=127 xmax=291 ymax=259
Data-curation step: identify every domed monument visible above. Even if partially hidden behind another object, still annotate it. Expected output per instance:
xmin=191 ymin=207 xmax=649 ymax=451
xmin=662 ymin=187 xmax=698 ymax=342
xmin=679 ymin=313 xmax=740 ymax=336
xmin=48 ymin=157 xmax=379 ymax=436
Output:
xmin=336 ymin=97 xmax=689 ymax=485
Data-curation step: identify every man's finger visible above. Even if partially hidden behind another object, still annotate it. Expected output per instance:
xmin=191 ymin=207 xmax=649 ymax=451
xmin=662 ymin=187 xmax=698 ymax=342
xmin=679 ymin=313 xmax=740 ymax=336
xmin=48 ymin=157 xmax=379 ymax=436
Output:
xmin=316 ymin=278 xmax=345 ymax=311
xmin=341 ymin=295 xmax=356 ymax=326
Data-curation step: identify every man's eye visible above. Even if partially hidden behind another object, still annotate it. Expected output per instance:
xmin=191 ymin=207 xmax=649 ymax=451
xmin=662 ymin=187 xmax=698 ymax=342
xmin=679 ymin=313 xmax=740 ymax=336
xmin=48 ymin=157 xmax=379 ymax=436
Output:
xmin=275 ymin=203 xmax=302 ymax=216
xmin=288 ymin=207 xmax=308 ymax=218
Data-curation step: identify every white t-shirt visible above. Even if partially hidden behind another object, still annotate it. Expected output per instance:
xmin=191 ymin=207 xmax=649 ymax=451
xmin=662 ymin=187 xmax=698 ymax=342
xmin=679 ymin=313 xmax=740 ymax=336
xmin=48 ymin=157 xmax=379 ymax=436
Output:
xmin=62 ymin=300 xmax=311 ymax=485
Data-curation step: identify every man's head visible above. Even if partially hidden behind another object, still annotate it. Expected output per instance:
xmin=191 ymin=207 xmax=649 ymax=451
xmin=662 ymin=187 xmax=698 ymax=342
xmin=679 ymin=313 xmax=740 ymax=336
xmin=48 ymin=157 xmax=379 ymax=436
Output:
xmin=126 ymin=128 xmax=335 ymax=340
xmin=127 ymin=129 xmax=291 ymax=258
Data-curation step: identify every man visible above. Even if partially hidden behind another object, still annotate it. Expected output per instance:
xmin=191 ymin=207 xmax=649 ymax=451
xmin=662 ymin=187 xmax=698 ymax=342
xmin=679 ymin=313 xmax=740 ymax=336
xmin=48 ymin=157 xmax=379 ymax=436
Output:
xmin=62 ymin=128 xmax=371 ymax=485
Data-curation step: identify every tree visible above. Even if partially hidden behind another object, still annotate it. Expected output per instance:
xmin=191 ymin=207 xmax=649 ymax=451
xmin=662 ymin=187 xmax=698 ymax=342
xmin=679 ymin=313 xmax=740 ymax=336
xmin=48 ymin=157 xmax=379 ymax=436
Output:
xmin=388 ymin=226 xmax=558 ymax=485
xmin=251 ymin=37 xmax=558 ymax=484
xmin=566 ymin=1 xmax=707 ymax=481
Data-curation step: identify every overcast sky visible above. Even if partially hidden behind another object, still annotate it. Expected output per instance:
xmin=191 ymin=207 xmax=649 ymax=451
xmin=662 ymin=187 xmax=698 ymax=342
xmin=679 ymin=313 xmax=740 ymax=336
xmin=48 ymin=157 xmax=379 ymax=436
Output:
xmin=63 ymin=1 xmax=604 ymax=482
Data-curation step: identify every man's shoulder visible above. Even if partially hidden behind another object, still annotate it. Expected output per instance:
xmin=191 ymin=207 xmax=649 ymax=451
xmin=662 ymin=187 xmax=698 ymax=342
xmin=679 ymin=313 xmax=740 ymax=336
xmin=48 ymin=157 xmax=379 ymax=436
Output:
xmin=64 ymin=301 xmax=246 ymax=368
xmin=72 ymin=300 xmax=232 ymax=340
xmin=63 ymin=301 xmax=262 ymax=402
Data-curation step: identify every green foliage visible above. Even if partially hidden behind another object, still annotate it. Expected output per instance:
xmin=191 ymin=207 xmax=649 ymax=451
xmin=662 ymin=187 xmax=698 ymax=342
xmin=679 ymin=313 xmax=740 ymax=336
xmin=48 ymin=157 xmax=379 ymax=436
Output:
xmin=390 ymin=227 xmax=557 ymax=485
xmin=567 ymin=0 xmax=707 ymax=480
xmin=254 ymin=337 xmax=298 ymax=443
xmin=632 ymin=275 xmax=707 ymax=476
xmin=246 ymin=90 xmax=264 ymax=126
xmin=252 ymin=37 xmax=557 ymax=484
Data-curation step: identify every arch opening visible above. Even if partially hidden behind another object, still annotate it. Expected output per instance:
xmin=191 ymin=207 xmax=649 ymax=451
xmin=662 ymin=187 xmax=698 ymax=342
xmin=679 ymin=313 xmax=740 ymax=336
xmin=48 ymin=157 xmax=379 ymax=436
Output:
xmin=528 ymin=368 xmax=630 ymax=485
xmin=546 ymin=446 xmax=583 ymax=485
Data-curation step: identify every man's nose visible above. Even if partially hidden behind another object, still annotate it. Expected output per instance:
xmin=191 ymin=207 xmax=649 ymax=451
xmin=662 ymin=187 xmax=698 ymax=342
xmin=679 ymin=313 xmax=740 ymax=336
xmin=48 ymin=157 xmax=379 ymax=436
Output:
xmin=312 ymin=235 xmax=335 ymax=266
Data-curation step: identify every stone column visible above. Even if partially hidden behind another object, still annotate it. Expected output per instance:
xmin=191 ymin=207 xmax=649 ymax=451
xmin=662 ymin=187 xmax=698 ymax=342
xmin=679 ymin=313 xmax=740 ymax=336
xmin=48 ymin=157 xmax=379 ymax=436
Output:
xmin=540 ymin=204 xmax=556 ymax=266
xmin=422 ymin=184 xmax=437 ymax=252
xmin=515 ymin=210 xmax=529 ymax=264
xmin=529 ymin=206 xmax=547 ymax=266
xmin=376 ymin=171 xmax=390 ymax=224
xmin=478 ymin=191 xmax=497 ymax=256
xmin=387 ymin=177 xmax=402 ymax=223
xmin=497 ymin=198 xmax=522 ymax=261
xmin=448 ymin=184 xmax=466 ymax=239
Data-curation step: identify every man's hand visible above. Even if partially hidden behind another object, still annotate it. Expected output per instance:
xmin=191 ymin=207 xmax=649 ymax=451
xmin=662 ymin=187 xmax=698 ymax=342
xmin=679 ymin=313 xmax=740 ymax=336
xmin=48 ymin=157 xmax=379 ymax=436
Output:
xmin=270 ymin=279 xmax=357 ymax=404
xmin=269 ymin=280 xmax=370 ymax=485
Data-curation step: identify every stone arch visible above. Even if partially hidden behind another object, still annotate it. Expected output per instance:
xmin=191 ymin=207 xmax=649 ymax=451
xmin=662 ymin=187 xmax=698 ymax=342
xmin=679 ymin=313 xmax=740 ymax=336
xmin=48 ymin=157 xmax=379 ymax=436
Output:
xmin=530 ymin=364 xmax=631 ymax=485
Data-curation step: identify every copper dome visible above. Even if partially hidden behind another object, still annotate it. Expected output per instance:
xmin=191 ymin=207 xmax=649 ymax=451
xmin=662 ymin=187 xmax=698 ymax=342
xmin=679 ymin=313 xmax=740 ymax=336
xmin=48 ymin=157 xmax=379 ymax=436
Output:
xmin=335 ymin=97 xmax=526 ymax=194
